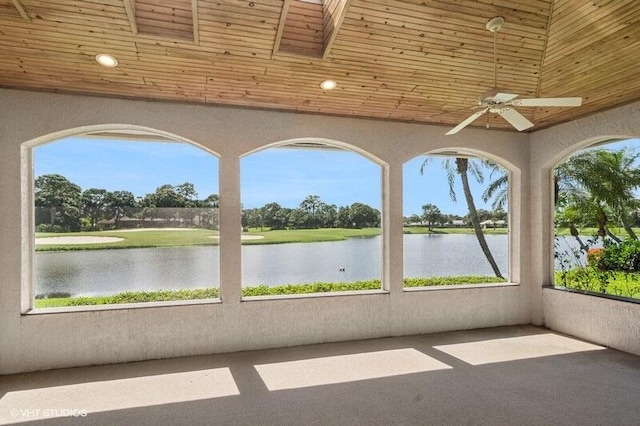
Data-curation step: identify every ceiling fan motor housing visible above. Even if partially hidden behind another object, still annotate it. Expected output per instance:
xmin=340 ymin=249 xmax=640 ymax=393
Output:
xmin=478 ymin=88 xmax=514 ymax=105
xmin=486 ymin=16 xmax=504 ymax=32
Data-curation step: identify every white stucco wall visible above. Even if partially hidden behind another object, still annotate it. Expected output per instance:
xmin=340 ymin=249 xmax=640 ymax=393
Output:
xmin=2 ymin=89 xmax=639 ymax=373
xmin=0 ymin=89 xmax=533 ymax=374
xmin=530 ymin=100 xmax=640 ymax=356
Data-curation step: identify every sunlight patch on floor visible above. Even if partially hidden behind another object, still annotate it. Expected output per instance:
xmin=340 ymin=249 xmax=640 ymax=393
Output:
xmin=254 ymin=348 xmax=451 ymax=391
xmin=0 ymin=368 xmax=239 ymax=423
xmin=434 ymin=333 xmax=606 ymax=366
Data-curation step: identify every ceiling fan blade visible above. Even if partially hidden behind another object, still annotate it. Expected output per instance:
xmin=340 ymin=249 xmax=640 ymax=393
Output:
xmin=445 ymin=108 xmax=489 ymax=135
xmin=497 ymin=108 xmax=534 ymax=131
xmin=492 ymin=93 xmax=519 ymax=103
xmin=512 ymin=97 xmax=582 ymax=107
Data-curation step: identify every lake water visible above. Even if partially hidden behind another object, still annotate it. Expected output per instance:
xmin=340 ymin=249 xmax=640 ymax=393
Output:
xmin=35 ymin=234 xmax=510 ymax=297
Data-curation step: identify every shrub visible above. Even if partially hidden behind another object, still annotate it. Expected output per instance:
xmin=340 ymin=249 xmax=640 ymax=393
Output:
xmin=598 ymin=239 xmax=640 ymax=272
xmin=403 ymin=275 xmax=506 ymax=287
xmin=36 ymin=276 xmax=510 ymax=308
xmin=586 ymin=248 xmax=604 ymax=267
xmin=35 ymin=224 xmax=66 ymax=233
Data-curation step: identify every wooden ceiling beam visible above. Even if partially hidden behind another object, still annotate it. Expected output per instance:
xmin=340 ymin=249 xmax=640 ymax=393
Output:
xmin=122 ymin=0 xmax=138 ymax=35
xmin=192 ymin=0 xmax=200 ymax=45
xmin=272 ymin=0 xmax=292 ymax=55
xmin=322 ymin=0 xmax=351 ymax=59
xmin=530 ymin=0 xmax=555 ymax=122
xmin=11 ymin=0 xmax=31 ymax=22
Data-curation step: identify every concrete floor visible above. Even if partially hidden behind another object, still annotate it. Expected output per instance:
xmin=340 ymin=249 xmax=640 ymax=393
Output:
xmin=1 ymin=325 xmax=639 ymax=425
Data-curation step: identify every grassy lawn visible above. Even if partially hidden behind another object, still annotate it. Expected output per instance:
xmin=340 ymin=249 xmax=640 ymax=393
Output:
xmin=35 ymin=228 xmax=219 ymax=251
xmin=36 ymin=227 xmax=513 ymax=251
xmin=404 ymin=227 xmax=509 ymax=235
xmin=555 ymin=269 xmax=640 ymax=300
xmin=35 ymin=227 xmax=383 ymax=251
xmin=241 ymin=227 xmax=380 ymax=245
xmin=554 ymin=227 xmax=640 ymax=238
xmin=35 ymin=275 xmax=507 ymax=308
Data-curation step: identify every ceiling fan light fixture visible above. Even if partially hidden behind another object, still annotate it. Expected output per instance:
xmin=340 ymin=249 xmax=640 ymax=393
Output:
xmin=320 ymin=79 xmax=337 ymax=90
xmin=95 ymin=53 xmax=118 ymax=67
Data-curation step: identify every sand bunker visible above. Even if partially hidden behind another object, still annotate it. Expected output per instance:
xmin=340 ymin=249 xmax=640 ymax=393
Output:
xmin=35 ymin=236 xmax=124 ymax=245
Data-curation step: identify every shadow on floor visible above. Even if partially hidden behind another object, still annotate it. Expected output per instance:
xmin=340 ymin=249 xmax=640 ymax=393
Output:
xmin=1 ymin=325 xmax=638 ymax=425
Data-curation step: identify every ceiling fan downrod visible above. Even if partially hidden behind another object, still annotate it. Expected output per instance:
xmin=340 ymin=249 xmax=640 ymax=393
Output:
xmin=486 ymin=16 xmax=504 ymax=89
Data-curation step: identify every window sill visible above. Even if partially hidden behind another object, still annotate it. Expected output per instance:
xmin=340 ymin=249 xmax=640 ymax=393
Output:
xmin=544 ymin=285 xmax=640 ymax=305
xmin=242 ymin=289 xmax=389 ymax=302
xmin=24 ymin=298 xmax=222 ymax=315
xmin=403 ymin=282 xmax=518 ymax=293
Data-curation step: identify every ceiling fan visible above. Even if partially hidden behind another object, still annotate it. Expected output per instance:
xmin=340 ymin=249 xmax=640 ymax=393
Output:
xmin=446 ymin=16 xmax=582 ymax=135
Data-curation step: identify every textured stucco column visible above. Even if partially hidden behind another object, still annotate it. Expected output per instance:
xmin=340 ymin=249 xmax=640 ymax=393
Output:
xmin=528 ymin=165 xmax=552 ymax=325
xmin=0 ymin=136 xmax=24 ymax=373
xmin=385 ymin=160 xmax=403 ymax=294
xmin=219 ymin=155 xmax=242 ymax=304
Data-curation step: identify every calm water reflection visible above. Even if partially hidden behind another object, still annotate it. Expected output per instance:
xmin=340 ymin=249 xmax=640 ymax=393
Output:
xmin=36 ymin=234 xmax=509 ymax=297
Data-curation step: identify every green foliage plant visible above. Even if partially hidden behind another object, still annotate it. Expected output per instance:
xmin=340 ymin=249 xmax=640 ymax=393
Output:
xmin=598 ymin=239 xmax=640 ymax=272
xmin=35 ymin=276 xmax=507 ymax=308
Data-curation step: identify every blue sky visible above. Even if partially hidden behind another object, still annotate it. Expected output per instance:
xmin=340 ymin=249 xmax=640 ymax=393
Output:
xmin=34 ymin=137 xmax=219 ymax=201
xmin=34 ymin=137 xmax=639 ymax=217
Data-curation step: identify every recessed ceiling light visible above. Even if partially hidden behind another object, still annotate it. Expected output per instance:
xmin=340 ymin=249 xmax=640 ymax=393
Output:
xmin=95 ymin=53 xmax=118 ymax=67
xmin=320 ymin=79 xmax=337 ymax=90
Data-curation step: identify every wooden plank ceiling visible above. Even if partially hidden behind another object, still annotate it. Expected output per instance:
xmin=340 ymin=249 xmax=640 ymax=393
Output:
xmin=0 ymin=0 xmax=639 ymax=132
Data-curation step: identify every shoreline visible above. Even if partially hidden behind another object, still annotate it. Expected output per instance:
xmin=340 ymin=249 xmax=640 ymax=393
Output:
xmin=29 ymin=225 xmax=558 ymax=251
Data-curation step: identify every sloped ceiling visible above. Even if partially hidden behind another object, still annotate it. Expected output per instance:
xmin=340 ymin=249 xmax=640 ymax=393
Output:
xmin=0 ymin=0 xmax=638 ymax=132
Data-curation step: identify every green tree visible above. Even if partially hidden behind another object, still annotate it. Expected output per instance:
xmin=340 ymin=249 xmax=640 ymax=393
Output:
xmin=175 ymin=182 xmax=198 ymax=207
xmin=405 ymin=214 xmax=422 ymax=226
xmin=492 ymin=208 xmax=508 ymax=222
xmin=242 ymin=208 xmax=263 ymax=230
xmin=348 ymin=202 xmax=380 ymax=228
xmin=108 ymin=190 xmax=136 ymax=228
xmin=202 ymin=194 xmax=219 ymax=208
xmin=317 ymin=203 xmax=338 ymax=228
xmin=34 ymin=174 xmax=82 ymax=231
xmin=141 ymin=183 xmax=200 ymax=226
xmin=81 ymin=188 xmax=109 ymax=230
xmin=555 ymin=190 xmax=608 ymax=250
xmin=557 ymin=148 xmax=640 ymax=240
xmin=262 ymin=202 xmax=289 ymax=230
xmin=421 ymin=203 xmax=442 ymax=231
xmin=421 ymin=157 xmax=503 ymax=278
xmin=289 ymin=208 xmax=312 ymax=229
xmin=337 ymin=206 xmax=351 ymax=228
xmin=299 ymin=195 xmax=323 ymax=228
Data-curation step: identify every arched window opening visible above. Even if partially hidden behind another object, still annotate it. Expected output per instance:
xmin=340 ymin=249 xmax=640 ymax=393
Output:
xmin=403 ymin=153 xmax=510 ymax=288
xmin=240 ymin=142 xmax=383 ymax=297
xmin=553 ymin=138 xmax=640 ymax=301
xmin=31 ymin=133 xmax=220 ymax=309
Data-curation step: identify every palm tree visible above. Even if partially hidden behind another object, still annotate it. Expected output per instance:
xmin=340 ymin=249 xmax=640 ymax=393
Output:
xmin=482 ymin=161 xmax=508 ymax=210
xmin=421 ymin=157 xmax=503 ymax=278
xmin=557 ymin=147 xmax=640 ymax=240
xmin=555 ymin=187 xmax=619 ymax=250
xmin=300 ymin=195 xmax=322 ymax=227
